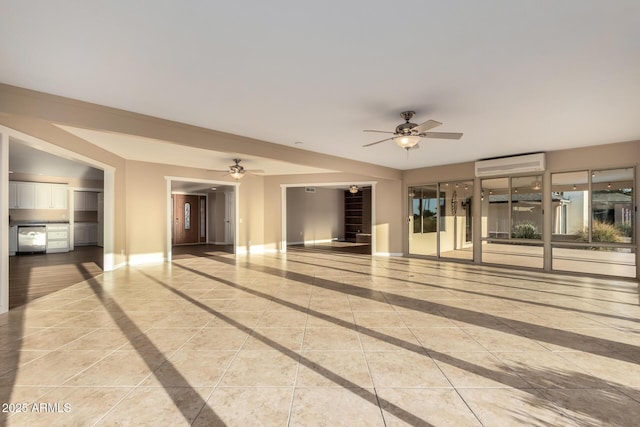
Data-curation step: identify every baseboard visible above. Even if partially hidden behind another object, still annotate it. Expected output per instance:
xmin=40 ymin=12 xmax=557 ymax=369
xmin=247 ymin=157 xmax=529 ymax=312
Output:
xmin=373 ymin=252 xmax=404 ymax=257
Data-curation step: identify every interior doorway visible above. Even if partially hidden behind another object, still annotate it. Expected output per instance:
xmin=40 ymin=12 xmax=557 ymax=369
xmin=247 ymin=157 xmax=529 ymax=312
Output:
xmin=172 ymin=194 xmax=205 ymax=245
xmin=282 ymin=183 xmax=375 ymax=255
xmin=168 ymin=179 xmax=237 ymax=259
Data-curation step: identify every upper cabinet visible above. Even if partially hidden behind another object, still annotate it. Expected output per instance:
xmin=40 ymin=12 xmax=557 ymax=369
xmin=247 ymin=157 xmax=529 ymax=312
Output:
xmin=9 ymin=181 xmax=68 ymax=209
xmin=74 ymin=191 xmax=98 ymax=211
xmin=36 ymin=183 xmax=68 ymax=209
xmin=9 ymin=181 xmax=36 ymax=209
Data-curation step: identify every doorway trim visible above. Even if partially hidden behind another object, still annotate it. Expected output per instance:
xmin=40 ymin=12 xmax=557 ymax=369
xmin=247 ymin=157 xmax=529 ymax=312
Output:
xmin=165 ymin=176 xmax=240 ymax=262
xmin=280 ymin=181 xmax=377 ymax=254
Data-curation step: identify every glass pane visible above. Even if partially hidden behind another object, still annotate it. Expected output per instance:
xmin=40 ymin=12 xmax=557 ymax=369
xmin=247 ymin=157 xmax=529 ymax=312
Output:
xmin=551 ymin=171 xmax=589 ymax=242
xmin=440 ymin=181 xmax=473 ymax=260
xmin=420 ymin=186 xmax=441 ymax=233
xmin=184 ymin=202 xmax=191 ymax=230
xmin=408 ymin=184 xmax=438 ymax=256
xmin=553 ymin=245 xmax=636 ymax=278
xmin=481 ymin=178 xmax=509 ymax=239
xmin=409 ymin=187 xmax=422 ymax=234
xmin=511 ymin=175 xmax=542 ymax=239
xmin=591 ymin=168 xmax=634 ymax=243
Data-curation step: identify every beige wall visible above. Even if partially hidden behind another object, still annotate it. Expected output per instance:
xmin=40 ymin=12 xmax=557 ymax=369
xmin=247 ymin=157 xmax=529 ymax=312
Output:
xmin=286 ymin=187 xmax=344 ymax=244
xmin=238 ymin=174 xmax=265 ymax=253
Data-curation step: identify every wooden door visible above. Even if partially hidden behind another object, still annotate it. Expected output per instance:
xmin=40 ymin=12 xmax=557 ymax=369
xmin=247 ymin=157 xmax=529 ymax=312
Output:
xmin=173 ymin=194 xmax=200 ymax=245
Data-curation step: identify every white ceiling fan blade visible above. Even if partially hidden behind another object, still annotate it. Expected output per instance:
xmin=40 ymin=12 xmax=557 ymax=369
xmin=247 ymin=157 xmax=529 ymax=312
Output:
xmin=363 ymin=129 xmax=395 ymax=134
xmin=362 ymin=137 xmax=394 ymax=147
xmin=422 ymin=131 xmax=463 ymax=140
xmin=412 ymin=120 xmax=442 ymax=133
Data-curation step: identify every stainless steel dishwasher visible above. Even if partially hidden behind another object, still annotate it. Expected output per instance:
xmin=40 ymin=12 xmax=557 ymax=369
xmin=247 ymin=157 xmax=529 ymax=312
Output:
xmin=17 ymin=225 xmax=47 ymax=253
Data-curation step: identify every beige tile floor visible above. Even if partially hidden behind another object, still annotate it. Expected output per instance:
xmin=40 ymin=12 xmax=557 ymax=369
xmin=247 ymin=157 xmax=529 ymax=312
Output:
xmin=1 ymin=250 xmax=639 ymax=426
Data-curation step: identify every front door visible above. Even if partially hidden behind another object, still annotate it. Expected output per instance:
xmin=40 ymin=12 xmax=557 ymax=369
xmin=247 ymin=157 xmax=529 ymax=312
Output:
xmin=173 ymin=194 xmax=200 ymax=245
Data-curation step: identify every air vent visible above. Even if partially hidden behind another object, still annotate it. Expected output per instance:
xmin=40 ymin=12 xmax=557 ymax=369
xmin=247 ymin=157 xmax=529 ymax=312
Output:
xmin=475 ymin=153 xmax=546 ymax=177
xmin=305 ymin=187 xmax=316 ymax=193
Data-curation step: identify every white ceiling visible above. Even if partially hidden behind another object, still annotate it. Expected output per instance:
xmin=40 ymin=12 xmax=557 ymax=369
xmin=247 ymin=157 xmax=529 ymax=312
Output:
xmin=1 ymin=1 xmax=639 ymax=171
xmin=9 ymin=138 xmax=104 ymax=180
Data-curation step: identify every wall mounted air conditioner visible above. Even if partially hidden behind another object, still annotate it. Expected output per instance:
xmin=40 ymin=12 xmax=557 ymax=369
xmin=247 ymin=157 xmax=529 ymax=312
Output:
xmin=474 ymin=153 xmax=546 ymax=177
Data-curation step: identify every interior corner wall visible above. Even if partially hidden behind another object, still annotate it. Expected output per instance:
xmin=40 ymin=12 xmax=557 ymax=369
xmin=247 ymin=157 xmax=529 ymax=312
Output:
xmin=286 ymin=187 xmax=344 ymax=244
xmin=124 ymin=160 xmax=168 ymax=264
xmin=237 ymin=173 xmax=265 ymax=253
xmin=373 ymin=178 xmax=403 ymax=255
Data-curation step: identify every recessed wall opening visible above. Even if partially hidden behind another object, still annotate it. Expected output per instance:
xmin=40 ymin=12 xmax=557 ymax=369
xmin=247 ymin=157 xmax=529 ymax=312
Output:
xmin=2 ymin=131 xmax=113 ymax=311
xmin=283 ymin=183 xmax=374 ymax=256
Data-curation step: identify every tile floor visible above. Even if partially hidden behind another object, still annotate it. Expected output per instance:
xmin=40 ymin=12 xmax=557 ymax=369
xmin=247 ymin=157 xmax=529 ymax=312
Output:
xmin=1 ymin=250 xmax=639 ymax=426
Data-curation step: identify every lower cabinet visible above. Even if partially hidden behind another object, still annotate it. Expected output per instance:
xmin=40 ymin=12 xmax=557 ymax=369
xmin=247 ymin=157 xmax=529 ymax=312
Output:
xmin=74 ymin=222 xmax=98 ymax=246
xmin=46 ymin=224 xmax=70 ymax=253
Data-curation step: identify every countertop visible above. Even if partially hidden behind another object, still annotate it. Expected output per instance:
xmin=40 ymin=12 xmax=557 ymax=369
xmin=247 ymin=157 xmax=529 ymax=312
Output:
xmin=10 ymin=221 xmax=70 ymax=227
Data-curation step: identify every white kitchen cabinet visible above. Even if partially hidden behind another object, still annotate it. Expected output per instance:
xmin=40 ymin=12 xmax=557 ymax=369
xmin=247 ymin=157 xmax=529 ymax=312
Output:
xmin=74 ymin=222 xmax=98 ymax=246
xmin=9 ymin=181 xmax=36 ymax=209
xmin=51 ymin=184 xmax=68 ymax=209
xmin=9 ymin=182 xmax=17 ymax=208
xmin=9 ymin=226 xmax=17 ymax=256
xmin=46 ymin=224 xmax=69 ymax=253
xmin=74 ymin=191 xmax=98 ymax=211
xmin=10 ymin=182 xmax=67 ymax=209
xmin=87 ymin=223 xmax=98 ymax=244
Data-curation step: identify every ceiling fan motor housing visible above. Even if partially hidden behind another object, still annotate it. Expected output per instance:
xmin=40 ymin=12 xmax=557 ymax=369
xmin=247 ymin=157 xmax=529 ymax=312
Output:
xmin=395 ymin=122 xmax=418 ymax=135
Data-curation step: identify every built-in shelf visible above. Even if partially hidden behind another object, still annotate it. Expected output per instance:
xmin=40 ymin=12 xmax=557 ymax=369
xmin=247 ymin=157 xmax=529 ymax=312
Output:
xmin=344 ymin=188 xmax=371 ymax=242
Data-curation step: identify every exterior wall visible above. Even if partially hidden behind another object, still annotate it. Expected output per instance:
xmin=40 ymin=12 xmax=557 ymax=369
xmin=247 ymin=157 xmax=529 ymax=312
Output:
xmin=401 ymin=140 xmax=639 ymax=278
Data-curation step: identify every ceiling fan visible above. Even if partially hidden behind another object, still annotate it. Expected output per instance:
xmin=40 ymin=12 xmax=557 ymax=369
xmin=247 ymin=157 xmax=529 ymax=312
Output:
xmin=363 ymin=111 xmax=463 ymax=150
xmin=211 ymin=159 xmax=263 ymax=180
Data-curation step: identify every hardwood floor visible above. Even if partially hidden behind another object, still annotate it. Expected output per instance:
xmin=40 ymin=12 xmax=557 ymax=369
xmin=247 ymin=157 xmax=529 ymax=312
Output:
xmin=171 ymin=244 xmax=234 ymax=259
xmin=288 ymin=242 xmax=372 ymax=255
xmin=8 ymin=246 xmax=103 ymax=309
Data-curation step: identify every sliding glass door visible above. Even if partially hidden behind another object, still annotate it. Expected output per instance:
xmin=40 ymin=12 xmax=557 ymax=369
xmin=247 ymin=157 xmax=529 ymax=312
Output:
xmin=439 ymin=181 xmax=473 ymax=260
xmin=408 ymin=181 xmax=473 ymax=260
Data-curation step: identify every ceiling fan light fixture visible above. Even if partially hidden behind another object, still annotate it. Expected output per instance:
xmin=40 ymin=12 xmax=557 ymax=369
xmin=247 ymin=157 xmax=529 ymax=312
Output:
xmin=349 ymin=185 xmax=359 ymax=194
xmin=394 ymin=135 xmax=421 ymax=148
xmin=230 ymin=167 xmax=245 ymax=180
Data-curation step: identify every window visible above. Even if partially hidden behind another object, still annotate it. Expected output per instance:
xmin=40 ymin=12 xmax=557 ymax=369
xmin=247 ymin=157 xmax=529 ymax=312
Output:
xmin=591 ymin=168 xmax=634 ymax=243
xmin=409 ymin=185 xmax=444 ymax=233
xmin=511 ymin=175 xmax=543 ymax=240
xmin=551 ymin=171 xmax=588 ymax=242
xmin=551 ymin=167 xmax=635 ymax=278
xmin=184 ymin=202 xmax=191 ymax=230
